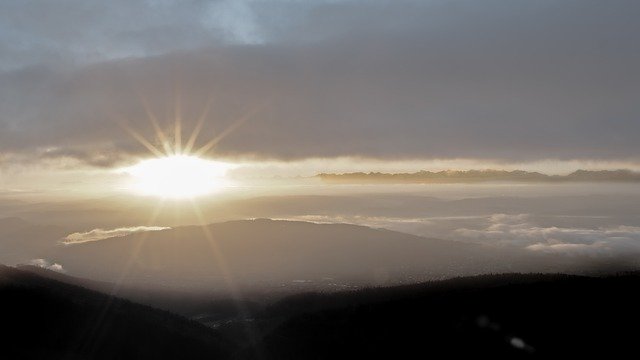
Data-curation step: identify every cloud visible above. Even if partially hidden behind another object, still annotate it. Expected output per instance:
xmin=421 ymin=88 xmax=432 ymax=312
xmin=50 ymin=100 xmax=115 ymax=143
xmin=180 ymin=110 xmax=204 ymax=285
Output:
xmin=525 ymin=240 xmax=640 ymax=257
xmin=27 ymin=258 xmax=65 ymax=273
xmin=0 ymin=0 xmax=231 ymax=71
xmin=454 ymin=214 xmax=640 ymax=256
xmin=63 ymin=226 xmax=169 ymax=244
xmin=1 ymin=1 xmax=640 ymax=164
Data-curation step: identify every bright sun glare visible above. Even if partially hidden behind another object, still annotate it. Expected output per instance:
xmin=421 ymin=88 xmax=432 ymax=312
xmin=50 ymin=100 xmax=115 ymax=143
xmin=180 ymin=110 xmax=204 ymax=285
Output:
xmin=118 ymin=95 xmax=263 ymax=198
xmin=124 ymin=155 xmax=234 ymax=198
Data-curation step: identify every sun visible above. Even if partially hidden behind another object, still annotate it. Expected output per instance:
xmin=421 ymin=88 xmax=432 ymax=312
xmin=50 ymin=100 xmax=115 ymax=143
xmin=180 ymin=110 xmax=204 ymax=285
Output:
xmin=118 ymin=95 xmax=266 ymax=198
xmin=123 ymin=155 xmax=234 ymax=198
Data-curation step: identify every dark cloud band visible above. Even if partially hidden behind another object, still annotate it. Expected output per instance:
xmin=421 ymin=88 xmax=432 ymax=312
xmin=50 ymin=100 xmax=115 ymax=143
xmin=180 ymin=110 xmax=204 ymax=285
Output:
xmin=1 ymin=1 xmax=639 ymax=165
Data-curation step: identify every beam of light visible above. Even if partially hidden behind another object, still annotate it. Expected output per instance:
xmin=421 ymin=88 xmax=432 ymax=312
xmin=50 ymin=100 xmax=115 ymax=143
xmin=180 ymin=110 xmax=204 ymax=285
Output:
xmin=184 ymin=96 xmax=215 ymax=155
xmin=120 ymin=120 xmax=165 ymax=158
xmin=111 ymin=199 xmax=166 ymax=295
xmin=188 ymin=199 xmax=265 ymax=358
xmin=121 ymin=95 xmax=269 ymax=199
xmin=116 ymin=94 xmax=267 ymax=357
xmin=175 ymin=119 xmax=182 ymax=154
xmin=77 ymin=199 xmax=165 ymax=354
xmin=139 ymin=96 xmax=174 ymax=156
xmin=174 ymin=88 xmax=182 ymax=155
xmin=188 ymin=199 xmax=238 ymax=296
xmin=194 ymin=100 xmax=268 ymax=157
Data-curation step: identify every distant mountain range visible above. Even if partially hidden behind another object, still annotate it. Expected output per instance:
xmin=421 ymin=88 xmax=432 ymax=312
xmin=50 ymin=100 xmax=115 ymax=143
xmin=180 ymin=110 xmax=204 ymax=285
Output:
xmin=52 ymin=219 xmax=506 ymax=290
xmin=317 ymin=169 xmax=640 ymax=184
xmin=3 ymin=218 xmax=631 ymax=292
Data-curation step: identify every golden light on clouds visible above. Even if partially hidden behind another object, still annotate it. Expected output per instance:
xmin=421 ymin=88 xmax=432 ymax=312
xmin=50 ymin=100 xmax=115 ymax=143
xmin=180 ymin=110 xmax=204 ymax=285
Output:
xmin=113 ymin=92 xmax=266 ymax=199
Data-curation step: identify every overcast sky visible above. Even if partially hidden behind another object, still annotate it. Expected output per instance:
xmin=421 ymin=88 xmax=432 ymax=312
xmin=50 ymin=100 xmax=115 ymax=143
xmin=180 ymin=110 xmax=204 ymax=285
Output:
xmin=1 ymin=0 xmax=639 ymax=168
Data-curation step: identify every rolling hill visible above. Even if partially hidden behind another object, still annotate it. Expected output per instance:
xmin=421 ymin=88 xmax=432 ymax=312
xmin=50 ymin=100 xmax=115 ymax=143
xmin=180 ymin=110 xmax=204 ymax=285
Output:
xmin=50 ymin=219 xmax=515 ymax=290
xmin=244 ymin=273 xmax=640 ymax=358
xmin=5 ymin=264 xmax=640 ymax=359
xmin=0 ymin=265 xmax=230 ymax=359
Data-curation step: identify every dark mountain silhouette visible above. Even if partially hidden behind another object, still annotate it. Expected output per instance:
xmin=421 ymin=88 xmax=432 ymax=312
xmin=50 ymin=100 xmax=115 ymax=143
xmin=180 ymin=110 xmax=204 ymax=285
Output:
xmin=3 ymin=264 xmax=640 ymax=359
xmin=16 ymin=264 xmax=261 ymax=322
xmin=238 ymin=273 xmax=640 ymax=359
xmin=51 ymin=219 xmax=547 ymax=290
xmin=0 ymin=265 xmax=230 ymax=359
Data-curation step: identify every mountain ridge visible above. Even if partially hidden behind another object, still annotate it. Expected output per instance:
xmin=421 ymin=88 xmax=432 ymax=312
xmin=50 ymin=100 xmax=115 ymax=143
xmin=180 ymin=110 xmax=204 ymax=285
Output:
xmin=318 ymin=169 xmax=640 ymax=184
xmin=51 ymin=219 xmax=502 ymax=290
xmin=0 ymin=264 xmax=231 ymax=359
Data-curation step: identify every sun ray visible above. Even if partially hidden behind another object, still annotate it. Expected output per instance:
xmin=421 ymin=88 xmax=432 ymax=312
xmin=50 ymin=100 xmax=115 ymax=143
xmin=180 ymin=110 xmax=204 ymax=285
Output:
xmin=78 ymin=199 xmax=165 ymax=354
xmin=194 ymin=102 xmax=265 ymax=157
xmin=174 ymin=88 xmax=183 ymax=155
xmin=115 ymin=93 xmax=265 ymax=355
xmin=188 ymin=199 xmax=263 ymax=355
xmin=140 ymin=96 xmax=174 ymax=156
xmin=120 ymin=120 xmax=165 ymax=158
xmin=188 ymin=200 xmax=236 ymax=291
xmin=175 ymin=118 xmax=182 ymax=155
xmin=184 ymin=96 xmax=215 ymax=155
xmin=111 ymin=199 xmax=166 ymax=294
xmin=121 ymin=96 xmax=267 ymax=199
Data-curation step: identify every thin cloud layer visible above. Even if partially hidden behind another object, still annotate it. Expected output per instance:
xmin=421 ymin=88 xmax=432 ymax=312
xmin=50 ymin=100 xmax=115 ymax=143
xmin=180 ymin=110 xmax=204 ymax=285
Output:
xmin=63 ymin=226 xmax=170 ymax=244
xmin=455 ymin=214 xmax=640 ymax=256
xmin=1 ymin=1 xmax=640 ymax=165
xmin=292 ymin=211 xmax=640 ymax=257
xmin=27 ymin=258 xmax=65 ymax=273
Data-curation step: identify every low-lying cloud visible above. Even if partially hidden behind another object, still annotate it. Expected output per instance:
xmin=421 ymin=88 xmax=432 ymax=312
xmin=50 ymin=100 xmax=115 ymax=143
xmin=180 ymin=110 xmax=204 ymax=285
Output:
xmin=455 ymin=214 xmax=640 ymax=257
xmin=27 ymin=258 xmax=65 ymax=273
xmin=63 ymin=226 xmax=170 ymax=244
xmin=286 ymin=211 xmax=640 ymax=257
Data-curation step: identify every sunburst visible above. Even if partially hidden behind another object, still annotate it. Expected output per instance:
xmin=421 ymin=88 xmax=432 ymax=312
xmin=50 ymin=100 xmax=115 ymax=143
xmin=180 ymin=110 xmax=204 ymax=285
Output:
xmin=109 ymin=95 xmax=267 ymax=343
xmin=118 ymin=96 xmax=264 ymax=199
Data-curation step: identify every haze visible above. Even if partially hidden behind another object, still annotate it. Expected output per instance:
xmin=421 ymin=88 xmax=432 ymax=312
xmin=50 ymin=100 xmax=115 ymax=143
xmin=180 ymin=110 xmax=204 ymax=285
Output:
xmin=1 ymin=3 xmax=640 ymax=358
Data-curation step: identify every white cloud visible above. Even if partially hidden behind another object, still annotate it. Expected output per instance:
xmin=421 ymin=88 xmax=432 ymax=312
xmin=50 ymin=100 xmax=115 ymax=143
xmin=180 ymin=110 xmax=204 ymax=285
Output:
xmin=525 ymin=241 xmax=640 ymax=257
xmin=454 ymin=214 xmax=640 ymax=256
xmin=63 ymin=226 xmax=169 ymax=244
xmin=28 ymin=258 xmax=65 ymax=273
xmin=204 ymin=0 xmax=265 ymax=44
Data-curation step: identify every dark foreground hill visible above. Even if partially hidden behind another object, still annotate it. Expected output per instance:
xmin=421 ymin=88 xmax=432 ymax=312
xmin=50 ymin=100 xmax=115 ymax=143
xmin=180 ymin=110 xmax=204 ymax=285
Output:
xmin=16 ymin=264 xmax=263 ymax=322
xmin=238 ymin=273 xmax=640 ymax=359
xmin=0 ymin=265 xmax=230 ymax=360
xmin=3 ymin=265 xmax=640 ymax=359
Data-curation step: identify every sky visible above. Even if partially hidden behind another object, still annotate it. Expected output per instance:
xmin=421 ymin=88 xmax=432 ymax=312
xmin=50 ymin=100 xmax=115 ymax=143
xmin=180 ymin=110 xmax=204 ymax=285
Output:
xmin=1 ymin=0 xmax=640 ymax=181
xmin=1 ymin=1 xmax=640 ymax=285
